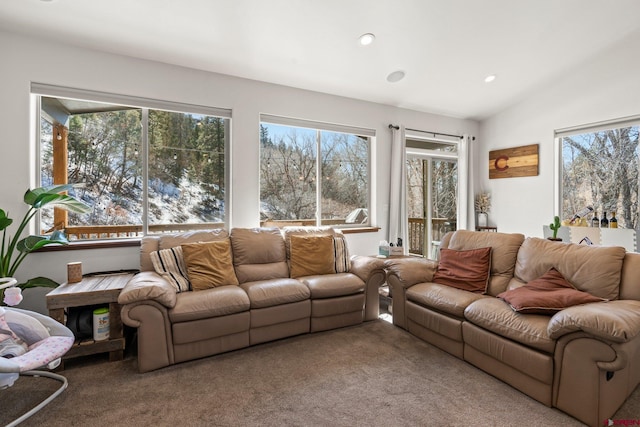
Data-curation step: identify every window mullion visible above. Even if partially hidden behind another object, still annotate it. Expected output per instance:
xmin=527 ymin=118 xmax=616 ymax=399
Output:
xmin=316 ymin=130 xmax=322 ymax=226
xmin=142 ymin=108 xmax=149 ymax=236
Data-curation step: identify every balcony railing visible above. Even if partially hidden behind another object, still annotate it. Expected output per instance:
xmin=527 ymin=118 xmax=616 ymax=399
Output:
xmin=62 ymin=219 xmax=354 ymax=240
xmin=408 ymin=217 xmax=457 ymax=256
xmin=62 ymin=218 xmax=453 ymax=255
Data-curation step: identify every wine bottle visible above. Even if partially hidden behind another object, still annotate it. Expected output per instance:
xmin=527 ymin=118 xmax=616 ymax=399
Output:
xmin=601 ymin=212 xmax=609 ymax=228
xmin=591 ymin=212 xmax=599 ymax=228
xmin=570 ymin=206 xmax=594 ymax=224
xmin=610 ymin=211 xmax=618 ymax=228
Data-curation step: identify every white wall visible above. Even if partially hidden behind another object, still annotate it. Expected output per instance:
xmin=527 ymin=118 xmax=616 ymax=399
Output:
xmin=478 ymin=30 xmax=640 ymax=238
xmin=0 ymin=31 xmax=478 ymax=284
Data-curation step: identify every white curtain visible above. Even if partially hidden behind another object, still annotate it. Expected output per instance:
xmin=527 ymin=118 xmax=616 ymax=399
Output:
xmin=388 ymin=125 xmax=408 ymax=252
xmin=459 ymin=134 xmax=474 ymax=230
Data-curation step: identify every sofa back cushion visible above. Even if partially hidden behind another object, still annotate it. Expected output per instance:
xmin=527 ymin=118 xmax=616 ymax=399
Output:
xmin=514 ymin=237 xmax=626 ymax=300
xmin=620 ymin=252 xmax=640 ymax=301
xmin=140 ymin=229 xmax=229 ymax=272
xmin=230 ymin=227 xmax=289 ymax=283
xmin=443 ymin=230 xmax=525 ymax=296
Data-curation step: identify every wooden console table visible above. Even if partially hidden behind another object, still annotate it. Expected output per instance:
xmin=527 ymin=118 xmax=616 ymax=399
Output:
xmin=46 ymin=272 xmax=134 ymax=368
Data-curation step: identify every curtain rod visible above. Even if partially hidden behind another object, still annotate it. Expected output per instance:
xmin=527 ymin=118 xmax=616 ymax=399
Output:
xmin=388 ymin=124 xmax=475 ymax=141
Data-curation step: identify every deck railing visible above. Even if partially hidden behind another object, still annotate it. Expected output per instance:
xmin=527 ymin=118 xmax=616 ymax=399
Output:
xmin=407 ymin=218 xmax=456 ymax=256
xmin=63 ymin=218 xmax=453 ymax=255
xmin=63 ymin=219 xmax=353 ymax=240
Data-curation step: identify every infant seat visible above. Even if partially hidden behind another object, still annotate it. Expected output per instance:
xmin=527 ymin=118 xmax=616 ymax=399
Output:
xmin=1 ymin=278 xmax=75 ymax=426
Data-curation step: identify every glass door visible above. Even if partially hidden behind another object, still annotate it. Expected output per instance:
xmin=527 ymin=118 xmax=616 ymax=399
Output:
xmin=406 ymin=137 xmax=459 ymax=259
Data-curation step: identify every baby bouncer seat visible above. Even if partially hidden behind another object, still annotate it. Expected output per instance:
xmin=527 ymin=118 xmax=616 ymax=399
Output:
xmin=0 ymin=278 xmax=75 ymax=426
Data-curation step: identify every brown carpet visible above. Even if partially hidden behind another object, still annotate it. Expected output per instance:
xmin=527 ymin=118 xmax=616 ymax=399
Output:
xmin=2 ymin=320 xmax=638 ymax=426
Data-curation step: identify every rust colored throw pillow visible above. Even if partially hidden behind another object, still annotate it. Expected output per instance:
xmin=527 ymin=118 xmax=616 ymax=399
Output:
xmin=289 ymin=235 xmax=336 ymax=278
xmin=497 ymin=267 xmax=607 ymax=315
xmin=432 ymin=247 xmax=492 ymax=293
xmin=181 ymin=239 xmax=239 ymax=291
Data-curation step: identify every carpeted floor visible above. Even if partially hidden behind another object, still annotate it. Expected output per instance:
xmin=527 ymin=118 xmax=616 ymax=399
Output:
xmin=2 ymin=319 xmax=639 ymax=426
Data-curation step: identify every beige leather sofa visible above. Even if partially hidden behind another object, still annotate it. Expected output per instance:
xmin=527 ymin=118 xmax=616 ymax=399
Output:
xmin=386 ymin=230 xmax=640 ymax=427
xmin=118 ymin=227 xmax=384 ymax=373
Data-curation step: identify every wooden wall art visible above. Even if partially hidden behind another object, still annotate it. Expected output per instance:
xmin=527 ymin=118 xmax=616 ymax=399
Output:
xmin=489 ymin=143 xmax=539 ymax=179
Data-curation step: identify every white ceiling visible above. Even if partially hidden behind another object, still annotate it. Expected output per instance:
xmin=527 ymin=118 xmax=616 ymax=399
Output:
xmin=1 ymin=0 xmax=640 ymax=121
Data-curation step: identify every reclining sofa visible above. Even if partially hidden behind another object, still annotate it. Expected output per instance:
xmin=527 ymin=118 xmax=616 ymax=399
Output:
xmin=119 ymin=226 xmax=385 ymax=373
xmin=386 ymin=230 xmax=640 ymax=427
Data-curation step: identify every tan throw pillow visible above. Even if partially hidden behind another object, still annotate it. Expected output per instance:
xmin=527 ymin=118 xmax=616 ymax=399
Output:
xmin=497 ymin=267 xmax=607 ymax=315
xmin=289 ymin=235 xmax=336 ymax=278
xmin=432 ymin=247 xmax=492 ymax=293
xmin=181 ymin=239 xmax=239 ymax=290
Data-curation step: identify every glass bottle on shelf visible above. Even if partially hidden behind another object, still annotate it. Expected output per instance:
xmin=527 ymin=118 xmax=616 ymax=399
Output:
xmin=591 ymin=212 xmax=599 ymax=228
xmin=610 ymin=211 xmax=618 ymax=228
xmin=601 ymin=212 xmax=609 ymax=228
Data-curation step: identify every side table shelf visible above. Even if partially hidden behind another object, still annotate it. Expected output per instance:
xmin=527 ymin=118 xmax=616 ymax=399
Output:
xmin=46 ymin=272 xmax=134 ymax=368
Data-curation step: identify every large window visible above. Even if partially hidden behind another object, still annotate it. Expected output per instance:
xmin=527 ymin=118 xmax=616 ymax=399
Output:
xmin=259 ymin=115 xmax=372 ymax=228
xmin=35 ymin=85 xmax=230 ymax=240
xmin=559 ymin=120 xmax=639 ymax=230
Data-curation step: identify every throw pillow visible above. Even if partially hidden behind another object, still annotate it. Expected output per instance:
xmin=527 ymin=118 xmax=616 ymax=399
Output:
xmin=432 ymin=247 xmax=492 ymax=293
xmin=334 ymin=234 xmax=350 ymax=273
xmin=150 ymin=246 xmax=191 ymax=292
xmin=181 ymin=239 xmax=239 ymax=290
xmin=497 ymin=267 xmax=607 ymax=315
xmin=289 ymin=235 xmax=337 ymax=278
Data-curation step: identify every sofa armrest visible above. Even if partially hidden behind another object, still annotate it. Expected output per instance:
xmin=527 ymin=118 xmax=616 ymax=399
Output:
xmin=548 ymin=300 xmax=640 ymax=343
xmin=117 ymin=271 xmax=177 ymax=308
xmin=349 ymin=256 xmax=386 ymax=322
xmin=384 ymin=257 xmax=438 ymax=289
xmin=349 ymin=255 xmax=385 ymax=283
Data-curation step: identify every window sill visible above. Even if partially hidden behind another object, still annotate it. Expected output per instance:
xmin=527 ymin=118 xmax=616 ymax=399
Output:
xmin=35 ymin=238 xmax=141 ymax=252
xmin=341 ymin=226 xmax=381 ymax=234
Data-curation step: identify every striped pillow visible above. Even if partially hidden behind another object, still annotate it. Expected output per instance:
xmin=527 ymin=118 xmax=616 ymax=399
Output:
xmin=150 ymin=246 xmax=191 ymax=292
xmin=334 ymin=234 xmax=350 ymax=273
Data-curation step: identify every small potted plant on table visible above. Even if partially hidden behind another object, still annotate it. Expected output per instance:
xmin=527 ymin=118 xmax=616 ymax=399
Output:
xmin=548 ymin=216 xmax=563 ymax=241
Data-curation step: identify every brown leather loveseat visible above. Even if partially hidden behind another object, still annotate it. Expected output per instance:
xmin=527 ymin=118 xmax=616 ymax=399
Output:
xmin=119 ymin=226 xmax=385 ymax=373
xmin=386 ymin=230 xmax=640 ymax=427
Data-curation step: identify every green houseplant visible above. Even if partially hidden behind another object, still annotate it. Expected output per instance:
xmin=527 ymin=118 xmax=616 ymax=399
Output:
xmin=548 ymin=215 xmax=562 ymax=241
xmin=0 ymin=185 xmax=91 ymax=303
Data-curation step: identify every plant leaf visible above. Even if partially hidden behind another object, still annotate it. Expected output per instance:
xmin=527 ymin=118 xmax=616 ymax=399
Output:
xmin=24 ymin=186 xmax=90 ymax=213
xmin=0 ymin=209 xmax=12 ymax=231
xmin=18 ymin=276 xmax=60 ymax=289
xmin=17 ymin=235 xmax=68 ymax=253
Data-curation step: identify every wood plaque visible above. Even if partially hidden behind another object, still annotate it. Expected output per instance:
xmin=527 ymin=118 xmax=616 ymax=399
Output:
xmin=489 ymin=144 xmax=539 ymax=179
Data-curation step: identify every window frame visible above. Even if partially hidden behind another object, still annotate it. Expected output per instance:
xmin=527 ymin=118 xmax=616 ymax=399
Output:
xmin=554 ymin=114 xmax=640 ymax=223
xmin=32 ymin=83 xmax=232 ymax=242
xmin=259 ymin=114 xmax=374 ymax=229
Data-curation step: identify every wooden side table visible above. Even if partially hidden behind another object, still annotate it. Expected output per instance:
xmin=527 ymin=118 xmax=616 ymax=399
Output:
xmin=46 ymin=272 xmax=134 ymax=368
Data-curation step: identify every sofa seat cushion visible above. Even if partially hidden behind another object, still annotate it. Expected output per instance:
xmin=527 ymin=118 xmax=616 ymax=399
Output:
xmin=464 ymin=298 xmax=556 ymax=353
xmin=301 ymin=273 xmax=364 ymax=299
xmin=241 ymin=278 xmax=310 ymax=309
xmin=169 ymin=285 xmax=250 ymax=323
xmin=406 ymin=282 xmax=489 ymax=318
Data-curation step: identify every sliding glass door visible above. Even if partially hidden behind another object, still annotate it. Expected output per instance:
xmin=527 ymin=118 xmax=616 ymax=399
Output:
xmin=406 ymin=136 xmax=459 ymax=259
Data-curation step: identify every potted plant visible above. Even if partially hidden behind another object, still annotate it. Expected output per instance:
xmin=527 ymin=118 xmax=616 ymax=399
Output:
xmin=548 ymin=215 xmax=563 ymax=241
xmin=474 ymin=192 xmax=491 ymax=227
xmin=0 ymin=185 xmax=90 ymax=305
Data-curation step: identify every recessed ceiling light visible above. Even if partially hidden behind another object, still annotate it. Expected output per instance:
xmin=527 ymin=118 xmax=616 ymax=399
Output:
xmin=358 ymin=33 xmax=376 ymax=46
xmin=484 ymin=74 xmax=497 ymax=83
xmin=387 ymin=70 xmax=406 ymax=83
